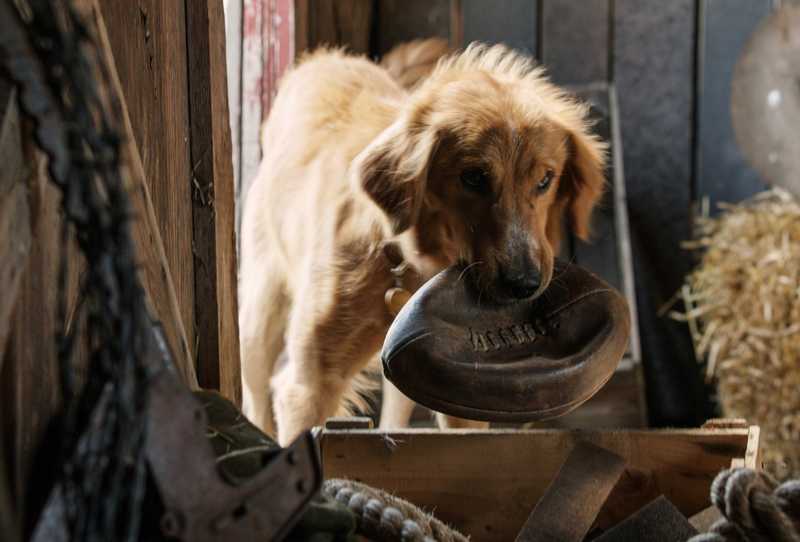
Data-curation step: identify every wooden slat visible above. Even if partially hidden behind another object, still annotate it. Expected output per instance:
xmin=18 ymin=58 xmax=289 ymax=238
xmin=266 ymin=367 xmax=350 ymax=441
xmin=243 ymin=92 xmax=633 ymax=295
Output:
xmin=688 ymin=505 xmax=722 ymax=533
xmin=540 ymin=0 xmax=609 ymax=84
xmin=185 ymin=0 xmax=242 ymax=402
xmin=84 ymin=0 xmax=199 ymax=386
xmin=0 ymin=80 xmax=22 ymax=542
xmin=462 ymin=0 xmax=537 ymax=56
xmin=2 ymin=153 xmax=64 ymax=521
xmin=308 ymin=0 xmax=373 ymax=54
xmin=613 ymin=0 xmax=694 ymax=295
xmin=98 ymin=0 xmax=196 ymax=366
xmin=450 ymin=0 xmax=463 ymax=48
xmin=516 ymin=443 xmax=625 ymax=542
xmin=0 ymin=88 xmax=29 ymax=362
xmin=595 ymin=496 xmax=698 ymax=541
xmin=294 ymin=0 xmax=309 ymax=55
xmin=613 ymin=0 xmax=707 ymax=427
xmin=695 ymin=0 xmax=770 ymax=210
xmin=373 ymin=0 xmax=450 ymax=56
xmin=321 ymin=428 xmax=750 ymax=541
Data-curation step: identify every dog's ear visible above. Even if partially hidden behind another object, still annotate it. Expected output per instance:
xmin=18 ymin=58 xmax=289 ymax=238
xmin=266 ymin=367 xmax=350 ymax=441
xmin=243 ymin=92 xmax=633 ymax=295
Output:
xmin=561 ymin=129 xmax=607 ymax=241
xmin=352 ymin=118 xmax=438 ymax=234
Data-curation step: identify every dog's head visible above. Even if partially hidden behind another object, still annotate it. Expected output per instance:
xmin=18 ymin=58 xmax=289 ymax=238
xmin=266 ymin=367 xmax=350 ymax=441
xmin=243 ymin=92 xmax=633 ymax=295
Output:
xmin=354 ymin=44 xmax=606 ymax=302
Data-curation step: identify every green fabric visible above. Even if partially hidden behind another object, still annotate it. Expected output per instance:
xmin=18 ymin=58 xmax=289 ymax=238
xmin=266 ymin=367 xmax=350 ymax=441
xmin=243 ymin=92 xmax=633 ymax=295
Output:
xmin=194 ymin=391 xmax=357 ymax=541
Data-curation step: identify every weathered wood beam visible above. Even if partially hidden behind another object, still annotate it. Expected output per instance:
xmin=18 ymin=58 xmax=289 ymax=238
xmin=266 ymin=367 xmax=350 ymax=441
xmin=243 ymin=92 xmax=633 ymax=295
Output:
xmin=185 ymin=0 xmax=242 ymax=403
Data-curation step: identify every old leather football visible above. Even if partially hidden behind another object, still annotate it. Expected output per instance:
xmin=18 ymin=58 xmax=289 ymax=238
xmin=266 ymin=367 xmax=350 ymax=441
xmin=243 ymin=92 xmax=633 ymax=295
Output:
xmin=381 ymin=259 xmax=631 ymax=422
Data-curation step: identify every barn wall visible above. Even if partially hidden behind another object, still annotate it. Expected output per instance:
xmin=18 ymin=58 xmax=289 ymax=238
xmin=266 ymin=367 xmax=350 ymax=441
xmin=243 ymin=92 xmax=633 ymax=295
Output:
xmin=2 ymin=0 xmax=241 ymax=526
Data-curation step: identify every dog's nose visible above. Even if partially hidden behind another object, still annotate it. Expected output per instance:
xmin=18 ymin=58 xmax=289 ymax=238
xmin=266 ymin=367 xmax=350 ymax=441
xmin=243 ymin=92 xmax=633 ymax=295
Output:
xmin=501 ymin=269 xmax=541 ymax=299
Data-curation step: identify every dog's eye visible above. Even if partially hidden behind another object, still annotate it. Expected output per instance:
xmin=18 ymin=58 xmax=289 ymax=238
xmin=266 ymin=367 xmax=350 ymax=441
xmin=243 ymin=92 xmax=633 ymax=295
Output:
xmin=537 ymin=169 xmax=555 ymax=193
xmin=460 ymin=167 xmax=491 ymax=194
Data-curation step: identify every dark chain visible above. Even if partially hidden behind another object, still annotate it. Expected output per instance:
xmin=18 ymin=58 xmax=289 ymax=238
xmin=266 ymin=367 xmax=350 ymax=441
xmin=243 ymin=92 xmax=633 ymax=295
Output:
xmin=0 ymin=0 xmax=157 ymax=540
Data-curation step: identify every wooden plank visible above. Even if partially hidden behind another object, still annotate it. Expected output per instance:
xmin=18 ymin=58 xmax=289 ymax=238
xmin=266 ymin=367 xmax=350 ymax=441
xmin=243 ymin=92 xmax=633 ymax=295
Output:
xmin=294 ymin=0 xmax=309 ymax=55
xmin=450 ymin=0 xmax=463 ymax=48
xmin=97 ymin=0 xmax=196 ymax=368
xmin=185 ymin=0 xmax=242 ymax=402
xmin=613 ymin=0 xmax=707 ymax=427
xmin=0 ymin=88 xmax=30 ymax=362
xmin=308 ymin=0 xmax=372 ymax=54
xmin=595 ymin=496 xmax=697 ymax=541
xmin=83 ymin=0 xmax=199 ymax=386
xmin=324 ymin=417 xmax=374 ymax=430
xmin=2 ymin=153 xmax=64 ymax=522
xmin=462 ymin=0 xmax=537 ymax=56
xmin=541 ymin=0 xmax=609 ymax=85
xmin=688 ymin=505 xmax=722 ymax=533
xmin=695 ymin=0 xmax=771 ymax=210
xmin=612 ymin=0 xmax=694 ymax=295
xmin=321 ymin=428 xmax=750 ymax=541
xmin=516 ymin=443 xmax=625 ymax=542
xmin=0 ymin=80 xmax=21 ymax=542
xmin=373 ymin=0 xmax=450 ymax=56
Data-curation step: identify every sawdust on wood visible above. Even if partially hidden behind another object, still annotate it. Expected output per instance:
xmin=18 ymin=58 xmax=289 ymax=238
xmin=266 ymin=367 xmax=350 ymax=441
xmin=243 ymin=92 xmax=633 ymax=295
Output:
xmin=675 ymin=189 xmax=800 ymax=480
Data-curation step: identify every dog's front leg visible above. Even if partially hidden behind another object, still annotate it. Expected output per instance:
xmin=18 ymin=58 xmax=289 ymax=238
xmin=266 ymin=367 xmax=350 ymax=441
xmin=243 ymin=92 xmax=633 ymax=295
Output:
xmin=435 ymin=413 xmax=490 ymax=429
xmin=271 ymin=284 xmax=384 ymax=445
xmin=379 ymin=376 xmax=417 ymax=429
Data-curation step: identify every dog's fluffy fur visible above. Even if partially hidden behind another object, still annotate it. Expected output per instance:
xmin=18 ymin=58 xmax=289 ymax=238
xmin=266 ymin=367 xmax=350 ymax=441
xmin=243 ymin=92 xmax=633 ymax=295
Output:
xmin=239 ymin=40 xmax=607 ymax=444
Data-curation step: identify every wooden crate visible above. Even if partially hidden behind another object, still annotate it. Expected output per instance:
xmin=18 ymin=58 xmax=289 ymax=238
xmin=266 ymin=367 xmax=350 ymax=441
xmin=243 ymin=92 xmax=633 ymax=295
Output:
xmin=319 ymin=420 xmax=760 ymax=541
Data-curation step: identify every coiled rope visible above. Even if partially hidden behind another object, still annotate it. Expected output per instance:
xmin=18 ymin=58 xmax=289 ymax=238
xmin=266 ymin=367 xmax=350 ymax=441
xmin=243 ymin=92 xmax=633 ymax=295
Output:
xmin=689 ymin=468 xmax=800 ymax=542
xmin=322 ymin=479 xmax=469 ymax=542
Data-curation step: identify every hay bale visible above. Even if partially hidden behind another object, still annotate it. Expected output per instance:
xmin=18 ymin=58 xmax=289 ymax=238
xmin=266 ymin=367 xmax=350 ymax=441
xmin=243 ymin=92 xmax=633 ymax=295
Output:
xmin=676 ymin=189 xmax=800 ymax=479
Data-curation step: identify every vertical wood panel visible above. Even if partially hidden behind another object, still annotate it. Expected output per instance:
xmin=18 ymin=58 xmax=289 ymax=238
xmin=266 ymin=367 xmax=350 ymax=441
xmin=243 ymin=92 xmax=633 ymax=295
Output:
xmin=2 ymin=154 xmax=63 ymax=521
xmin=310 ymin=0 xmax=373 ymax=54
xmin=99 ymin=0 xmax=196 ymax=363
xmin=373 ymin=0 xmax=450 ymax=56
xmin=186 ymin=0 xmax=242 ymax=402
xmin=0 ymin=89 xmax=29 ymax=360
xmin=541 ymin=0 xmax=609 ymax=84
xmin=695 ymin=0 xmax=770 ymax=210
xmin=462 ymin=0 xmax=537 ymax=56
xmin=613 ymin=0 xmax=709 ymax=426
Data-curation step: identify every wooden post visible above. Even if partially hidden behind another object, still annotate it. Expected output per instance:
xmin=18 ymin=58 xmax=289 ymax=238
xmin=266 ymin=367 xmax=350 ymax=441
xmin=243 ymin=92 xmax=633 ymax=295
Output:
xmin=185 ymin=0 xmax=242 ymax=403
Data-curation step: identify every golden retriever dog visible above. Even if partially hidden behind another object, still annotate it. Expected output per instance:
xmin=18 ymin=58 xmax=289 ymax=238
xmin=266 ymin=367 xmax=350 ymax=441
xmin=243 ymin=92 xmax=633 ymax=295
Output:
xmin=239 ymin=39 xmax=607 ymax=445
